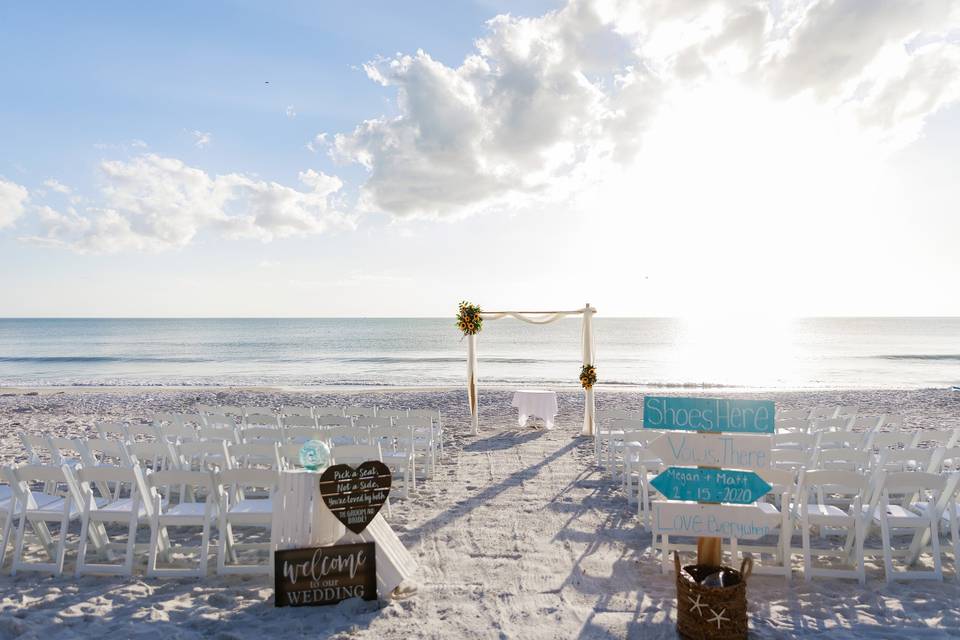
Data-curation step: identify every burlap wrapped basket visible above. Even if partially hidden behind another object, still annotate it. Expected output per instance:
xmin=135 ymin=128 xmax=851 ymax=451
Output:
xmin=675 ymin=551 xmax=753 ymax=640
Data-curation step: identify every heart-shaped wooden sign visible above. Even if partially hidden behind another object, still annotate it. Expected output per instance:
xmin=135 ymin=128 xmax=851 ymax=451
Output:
xmin=318 ymin=461 xmax=392 ymax=534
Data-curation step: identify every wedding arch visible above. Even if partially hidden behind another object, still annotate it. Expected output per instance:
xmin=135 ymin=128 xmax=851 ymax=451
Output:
xmin=459 ymin=303 xmax=597 ymax=437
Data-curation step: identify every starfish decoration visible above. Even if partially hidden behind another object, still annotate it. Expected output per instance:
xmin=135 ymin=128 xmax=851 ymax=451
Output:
xmin=706 ymin=608 xmax=729 ymax=629
xmin=688 ymin=593 xmax=708 ymax=616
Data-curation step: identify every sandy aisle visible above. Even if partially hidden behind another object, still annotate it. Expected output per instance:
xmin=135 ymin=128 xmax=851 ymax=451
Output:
xmin=1 ymin=388 xmax=960 ymax=638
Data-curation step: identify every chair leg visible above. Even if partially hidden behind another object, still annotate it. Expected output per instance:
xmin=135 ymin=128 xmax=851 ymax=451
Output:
xmin=76 ymin=515 xmax=90 ymax=577
xmin=11 ymin=508 xmax=28 ymax=576
xmin=200 ymin=518 xmax=211 ymax=578
xmin=0 ymin=512 xmax=12 ymax=570
xmin=123 ymin=516 xmax=138 ymax=576
xmin=147 ymin=523 xmax=160 ymax=576
xmin=55 ymin=513 xmax=69 ymax=576
xmin=881 ymin=516 xmax=893 ymax=584
xmin=931 ymin=517 xmax=943 ymax=580
xmin=802 ymin=519 xmax=812 ymax=582
xmin=856 ymin=519 xmax=866 ymax=585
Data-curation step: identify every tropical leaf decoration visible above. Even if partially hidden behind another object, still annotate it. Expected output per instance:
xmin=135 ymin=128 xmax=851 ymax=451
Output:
xmin=456 ymin=301 xmax=483 ymax=336
xmin=579 ymin=364 xmax=597 ymax=389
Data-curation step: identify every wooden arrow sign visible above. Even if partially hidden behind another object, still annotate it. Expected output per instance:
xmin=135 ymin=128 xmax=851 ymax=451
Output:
xmin=652 ymin=501 xmax=777 ymax=540
xmin=643 ymin=397 xmax=775 ymax=434
xmin=650 ymin=466 xmax=772 ymax=504
xmin=648 ymin=432 xmax=771 ymax=471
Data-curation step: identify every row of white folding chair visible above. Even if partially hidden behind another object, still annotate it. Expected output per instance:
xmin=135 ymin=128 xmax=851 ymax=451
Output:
xmin=654 ymin=466 xmax=960 ymax=583
xmin=776 ymin=405 xmax=860 ymax=423
xmin=596 ymin=411 xmax=643 ymax=470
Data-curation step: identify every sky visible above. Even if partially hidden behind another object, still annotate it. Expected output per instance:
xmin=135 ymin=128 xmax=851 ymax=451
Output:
xmin=1 ymin=0 xmax=959 ymax=318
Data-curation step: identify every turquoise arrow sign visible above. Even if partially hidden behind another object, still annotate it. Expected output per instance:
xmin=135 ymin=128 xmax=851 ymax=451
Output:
xmin=650 ymin=467 xmax=772 ymax=505
xmin=643 ymin=397 xmax=775 ymax=434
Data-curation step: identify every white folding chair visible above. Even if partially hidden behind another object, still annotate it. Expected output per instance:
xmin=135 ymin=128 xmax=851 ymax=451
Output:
xmin=377 ymin=409 xmax=407 ymax=420
xmin=606 ymin=418 xmax=646 ymax=478
xmin=408 ymin=409 xmax=444 ymax=458
xmin=770 ymin=449 xmax=812 ymax=473
xmin=314 ymin=406 xmax=344 ymax=417
xmin=277 ymin=443 xmax=307 ymax=470
xmin=176 ymin=441 xmax=232 ymax=473
xmin=281 ymin=405 xmax=314 ymax=418
xmin=808 ymin=406 xmax=839 ymax=420
xmin=344 ymin=406 xmax=377 ymax=418
xmin=146 ymin=470 xmax=218 ymax=577
xmin=7 ymin=464 xmax=94 ymax=575
xmin=126 ymin=441 xmax=180 ymax=473
xmin=772 ymin=432 xmax=817 ymax=452
xmin=370 ymin=426 xmax=416 ymax=498
xmin=776 ymin=408 xmax=809 ymax=422
xmin=96 ymin=421 xmax=128 ymax=442
xmin=316 ymin=415 xmax=353 ymax=428
xmin=835 ymin=405 xmax=858 ymax=422
xmin=285 ymin=426 xmax=329 ymax=445
xmin=816 ymin=432 xmax=864 ymax=451
xmin=596 ymin=409 xmax=641 ymax=469
xmin=910 ymin=472 xmax=960 ymax=581
xmin=80 ymin=440 xmax=132 ymax=469
xmin=325 ymin=425 xmax=370 ymax=447
xmin=0 ymin=472 xmax=18 ymax=570
xmin=775 ymin=418 xmax=809 ymax=434
xmin=733 ymin=468 xmax=795 ymax=578
xmin=216 ymin=468 xmax=277 ymax=575
xmin=794 ymin=469 xmax=874 ymax=584
xmin=197 ymin=424 xmax=238 ymax=445
xmin=809 ymin=418 xmax=847 ymax=435
xmin=47 ymin=437 xmax=87 ymax=470
xmin=126 ymin=423 xmax=160 ymax=442
xmin=396 ymin=416 xmax=434 ymax=479
xmin=868 ymin=431 xmax=919 ymax=453
xmin=877 ymin=448 xmax=935 ymax=473
xmin=202 ymin=412 xmax=238 ymax=430
xmin=871 ymin=471 xmax=946 ymax=583
xmin=75 ymin=465 xmax=151 ymax=576
xmin=20 ymin=434 xmax=57 ymax=465
xmin=847 ymin=415 xmax=885 ymax=433
xmin=227 ymin=443 xmax=282 ymax=471
xmin=914 ymin=428 xmax=960 ymax=449
xmin=239 ymin=426 xmax=284 ymax=444
xmin=817 ymin=448 xmax=872 ymax=473
xmin=281 ymin=414 xmax=317 ymax=431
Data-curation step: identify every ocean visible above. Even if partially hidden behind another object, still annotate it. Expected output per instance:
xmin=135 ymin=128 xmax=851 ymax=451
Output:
xmin=0 ymin=317 xmax=957 ymax=390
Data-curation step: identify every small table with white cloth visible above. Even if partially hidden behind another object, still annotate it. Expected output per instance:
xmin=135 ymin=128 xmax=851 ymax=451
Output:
xmin=511 ymin=389 xmax=559 ymax=430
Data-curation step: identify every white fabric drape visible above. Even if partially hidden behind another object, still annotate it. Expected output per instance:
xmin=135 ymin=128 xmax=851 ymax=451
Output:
xmin=467 ymin=333 xmax=478 ymax=434
xmin=467 ymin=304 xmax=597 ymax=437
xmin=581 ymin=306 xmax=596 ymax=437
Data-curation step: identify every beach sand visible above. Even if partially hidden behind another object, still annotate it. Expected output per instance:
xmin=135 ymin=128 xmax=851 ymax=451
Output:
xmin=1 ymin=387 xmax=960 ymax=639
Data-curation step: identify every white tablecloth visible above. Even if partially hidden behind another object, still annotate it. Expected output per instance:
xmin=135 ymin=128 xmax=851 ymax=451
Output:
xmin=511 ymin=390 xmax=558 ymax=429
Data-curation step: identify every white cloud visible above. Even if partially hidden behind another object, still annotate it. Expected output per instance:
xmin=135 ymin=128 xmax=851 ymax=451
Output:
xmin=42 ymin=178 xmax=72 ymax=195
xmin=327 ymin=0 xmax=960 ymax=220
xmin=286 ymin=105 xmax=297 ymax=118
xmin=0 ymin=177 xmax=29 ymax=229
xmin=190 ymin=130 xmax=212 ymax=149
xmin=26 ymin=154 xmax=351 ymax=253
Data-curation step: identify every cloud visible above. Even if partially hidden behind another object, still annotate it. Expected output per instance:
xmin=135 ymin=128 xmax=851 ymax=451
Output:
xmin=286 ymin=105 xmax=297 ymax=118
xmin=327 ymin=0 xmax=960 ymax=220
xmin=0 ymin=177 xmax=29 ymax=229
xmin=42 ymin=178 xmax=72 ymax=195
xmin=26 ymin=154 xmax=351 ymax=253
xmin=190 ymin=130 xmax=212 ymax=149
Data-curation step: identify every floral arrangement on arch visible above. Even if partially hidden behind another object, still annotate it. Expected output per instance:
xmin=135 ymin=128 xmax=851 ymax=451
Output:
xmin=580 ymin=364 xmax=597 ymax=390
xmin=456 ymin=301 xmax=483 ymax=336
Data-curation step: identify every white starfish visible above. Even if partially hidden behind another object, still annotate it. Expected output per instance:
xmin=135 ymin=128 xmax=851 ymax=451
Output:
xmin=688 ymin=593 xmax=708 ymax=615
xmin=706 ymin=608 xmax=729 ymax=629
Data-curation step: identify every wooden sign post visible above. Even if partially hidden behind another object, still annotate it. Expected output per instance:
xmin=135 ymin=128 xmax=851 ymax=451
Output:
xmin=644 ymin=396 xmax=775 ymax=568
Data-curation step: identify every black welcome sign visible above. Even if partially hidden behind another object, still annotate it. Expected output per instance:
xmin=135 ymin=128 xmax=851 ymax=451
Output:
xmin=274 ymin=542 xmax=376 ymax=607
xmin=319 ymin=461 xmax=392 ymax=534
